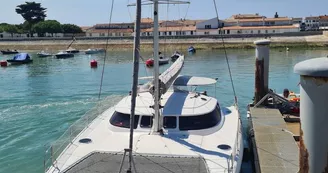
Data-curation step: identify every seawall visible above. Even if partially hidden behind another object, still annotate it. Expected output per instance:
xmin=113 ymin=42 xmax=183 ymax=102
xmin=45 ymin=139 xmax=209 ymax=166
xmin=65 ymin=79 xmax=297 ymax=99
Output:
xmin=0 ymin=35 xmax=327 ymax=51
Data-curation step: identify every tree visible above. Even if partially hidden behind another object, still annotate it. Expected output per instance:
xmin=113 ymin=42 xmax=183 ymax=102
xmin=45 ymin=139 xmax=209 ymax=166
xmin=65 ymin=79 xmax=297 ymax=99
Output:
xmin=15 ymin=24 xmax=25 ymax=34
xmin=32 ymin=22 xmax=45 ymax=36
xmin=2 ymin=24 xmax=19 ymax=37
xmin=44 ymin=20 xmax=62 ymax=36
xmin=61 ymin=24 xmax=83 ymax=34
xmin=274 ymin=12 xmax=279 ymax=18
xmin=32 ymin=20 xmax=62 ymax=37
xmin=16 ymin=1 xmax=47 ymax=36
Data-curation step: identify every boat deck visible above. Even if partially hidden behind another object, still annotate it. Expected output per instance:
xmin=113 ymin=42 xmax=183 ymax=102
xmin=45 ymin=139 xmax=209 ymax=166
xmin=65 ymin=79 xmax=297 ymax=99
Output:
xmin=248 ymin=107 xmax=299 ymax=173
xmin=63 ymin=152 xmax=208 ymax=173
xmin=47 ymin=104 xmax=243 ymax=173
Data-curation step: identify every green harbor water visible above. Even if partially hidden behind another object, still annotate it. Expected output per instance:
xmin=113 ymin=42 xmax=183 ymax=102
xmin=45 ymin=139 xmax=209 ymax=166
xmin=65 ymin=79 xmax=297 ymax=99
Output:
xmin=1 ymin=48 xmax=328 ymax=173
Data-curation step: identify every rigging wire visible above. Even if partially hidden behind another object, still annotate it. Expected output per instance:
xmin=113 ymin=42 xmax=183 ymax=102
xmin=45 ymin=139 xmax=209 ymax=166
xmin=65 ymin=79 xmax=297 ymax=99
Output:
xmin=98 ymin=0 xmax=115 ymax=100
xmin=127 ymin=0 xmax=133 ymax=22
xmin=212 ymin=0 xmax=238 ymax=106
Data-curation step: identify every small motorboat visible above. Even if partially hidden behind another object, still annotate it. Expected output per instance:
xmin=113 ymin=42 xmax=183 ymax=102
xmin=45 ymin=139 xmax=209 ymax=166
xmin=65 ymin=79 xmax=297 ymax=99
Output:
xmin=171 ymin=51 xmax=182 ymax=62
xmin=37 ymin=51 xmax=52 ymax=57
xmin=188 ymin=46 xmax=196 ymax=53
xmin=145 ymin=57 xmax=169 ymax=67
xmin=85 ymin=48 xmax=106 ymax=54
xmin=1 ymin=49 xmax=19 ymax=55
xmin=7 ymin=53 xmax=33 ymax=65
xmin=65 ymin=47 xmax=80 ymax=54
xmin=55 ymin=51 xmax=74 ymax=59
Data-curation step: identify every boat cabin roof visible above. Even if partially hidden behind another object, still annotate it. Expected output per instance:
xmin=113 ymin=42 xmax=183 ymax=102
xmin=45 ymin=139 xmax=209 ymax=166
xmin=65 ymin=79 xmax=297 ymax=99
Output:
xmin=173 ymin=75 xmax=217 ymax=86
xmin=114 ymin=91 xmax=217 ymax=116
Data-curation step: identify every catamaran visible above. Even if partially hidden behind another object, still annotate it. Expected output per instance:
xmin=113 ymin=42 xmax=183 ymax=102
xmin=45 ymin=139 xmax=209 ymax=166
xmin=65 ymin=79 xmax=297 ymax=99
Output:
xmin=44 ymin=0 xmax=243 ymax=173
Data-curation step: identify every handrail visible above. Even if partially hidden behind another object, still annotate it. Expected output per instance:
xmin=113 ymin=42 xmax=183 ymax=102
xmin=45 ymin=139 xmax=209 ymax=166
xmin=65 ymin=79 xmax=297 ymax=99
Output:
xmin=228 ymin=104 xmax=242 ymax=173
xmin=43 ymin=97 xmax=117 ymax=172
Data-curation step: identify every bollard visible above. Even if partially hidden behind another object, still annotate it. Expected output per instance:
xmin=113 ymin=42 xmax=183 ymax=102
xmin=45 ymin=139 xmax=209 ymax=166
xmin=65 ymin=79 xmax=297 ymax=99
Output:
xmin=294 ymin=57 xmax=328 ymax=173
xmin=254 ymin=40 xmax=271 ymax=105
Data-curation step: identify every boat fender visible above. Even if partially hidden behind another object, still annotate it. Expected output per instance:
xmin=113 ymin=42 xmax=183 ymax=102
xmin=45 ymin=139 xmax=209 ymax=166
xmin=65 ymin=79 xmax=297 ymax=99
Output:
xmin=0 ymin=60 xmax=8 ymax=67
xmin=90 ymin=59 xmax=98 ymax=68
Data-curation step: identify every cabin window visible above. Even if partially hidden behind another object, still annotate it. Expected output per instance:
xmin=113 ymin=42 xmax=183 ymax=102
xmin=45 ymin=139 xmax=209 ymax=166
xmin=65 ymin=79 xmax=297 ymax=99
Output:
xmin=163 ymin=116 xmax=177 ymax=129
xmin=251 ymin=30 xmax=253 ymax=34
xmin=273 ymin=30 xmax=275 ymax=33
xmin=140 ymin=116 xmax=153 ymax=128
xmin=169 ymin=31 xmax=172 ymax=35
xmin=227 ymin=30 xmax=230 ymax=34
xmin=179 ymin=106 xmax=221 ymax=131
xmin=190 ymin=31 xmax=193 ymax=35
xmin=109 ymin=112 xmax=140 ymax=129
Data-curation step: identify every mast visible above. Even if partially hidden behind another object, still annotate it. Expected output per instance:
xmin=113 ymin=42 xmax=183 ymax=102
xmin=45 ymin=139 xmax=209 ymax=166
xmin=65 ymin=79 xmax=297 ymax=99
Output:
xmin=151 ymin=0 xmax=162 ymax=133
xmin=128 ymin=0 xmax=141 ymax=171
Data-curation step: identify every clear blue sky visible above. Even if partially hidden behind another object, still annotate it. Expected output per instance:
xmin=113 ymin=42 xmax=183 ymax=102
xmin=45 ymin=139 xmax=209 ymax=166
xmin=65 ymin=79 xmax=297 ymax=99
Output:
xmin=1 ymin=0 xmax=327 ymax=26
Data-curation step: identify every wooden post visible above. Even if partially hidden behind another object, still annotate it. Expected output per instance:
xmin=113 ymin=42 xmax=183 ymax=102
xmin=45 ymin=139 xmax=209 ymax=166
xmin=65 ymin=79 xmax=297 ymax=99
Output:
xmin=294 ymin=57 xmax=328 ymax=173
xmin=254 ymin=40 xmax=271 ymax=105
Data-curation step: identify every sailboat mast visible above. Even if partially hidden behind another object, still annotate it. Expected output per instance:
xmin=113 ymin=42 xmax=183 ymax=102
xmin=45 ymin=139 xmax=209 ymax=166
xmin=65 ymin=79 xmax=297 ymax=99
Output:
xmin=152 ymin=0 xmax=162 ymax=133
xmin=128 ymin=0 xmax=141 ymax=171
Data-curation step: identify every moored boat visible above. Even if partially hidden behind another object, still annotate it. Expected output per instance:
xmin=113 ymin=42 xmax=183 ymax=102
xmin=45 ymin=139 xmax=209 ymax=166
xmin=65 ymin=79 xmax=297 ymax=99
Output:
xmin=85 ymin=48 xmax=106 ymax=54
xmin=1 ymin=49 xmax=19 ymax=55
xmin=44 ymin=1 xmax=243 ymax=173
xmin=65 ymin=47 xmax=80 ymax=54
xmin=188 ymin=46 xmax=196 ymax=53
xmin=7 ymin=53 xmax=33 ymax=65
xmin=171 ymin=51 xmax=182 ymax=61
xmin=55 ymin=51 xmax=74 ymax=59
xmin=37 ymin=51 xmax=52 ymax=57
xmin=145 ymin=57 xmax=169 ymax=67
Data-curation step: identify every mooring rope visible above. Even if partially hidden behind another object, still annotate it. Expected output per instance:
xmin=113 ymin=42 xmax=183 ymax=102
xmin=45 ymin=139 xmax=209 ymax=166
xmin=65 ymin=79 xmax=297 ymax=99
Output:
xmin=98 ymin=0 xmax=115 ymax=99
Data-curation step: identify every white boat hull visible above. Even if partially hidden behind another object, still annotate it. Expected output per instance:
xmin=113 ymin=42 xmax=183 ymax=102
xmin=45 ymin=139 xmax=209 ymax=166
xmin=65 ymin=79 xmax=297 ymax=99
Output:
xmin=46 ymin=94 xmax=243 ymax=173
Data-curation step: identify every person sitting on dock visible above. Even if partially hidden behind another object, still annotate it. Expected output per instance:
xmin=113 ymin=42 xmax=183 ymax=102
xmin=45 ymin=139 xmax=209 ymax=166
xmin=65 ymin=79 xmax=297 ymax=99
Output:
xmin=283 ymin=88 xmax=289 ymax=99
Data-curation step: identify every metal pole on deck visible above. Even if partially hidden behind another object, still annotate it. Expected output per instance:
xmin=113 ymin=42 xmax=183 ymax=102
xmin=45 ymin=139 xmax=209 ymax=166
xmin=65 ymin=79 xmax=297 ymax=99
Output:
xmin=254 ymin=40 xmax=271 ymax=105
xmin=294 ymin=57 xmax=328 ymax=173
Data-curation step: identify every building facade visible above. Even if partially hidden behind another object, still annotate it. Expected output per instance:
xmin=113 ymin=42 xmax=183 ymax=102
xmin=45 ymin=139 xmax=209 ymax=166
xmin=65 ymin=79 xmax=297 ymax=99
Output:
xmin=86 ymin=13 xmax=302 ymax=38
xmin=319 ymin=15 xmax=328 ymax=30
xmin=197 ymin=14 xmax=300 ymax=35
xmin=305 ymin=16 xmax=320 ymax=30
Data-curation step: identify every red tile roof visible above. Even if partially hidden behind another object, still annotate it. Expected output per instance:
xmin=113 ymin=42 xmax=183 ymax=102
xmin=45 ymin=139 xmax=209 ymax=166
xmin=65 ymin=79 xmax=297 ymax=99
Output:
xmin=319 ymin=15 xmax=328 ymax=20
xmin=305 ymin=16 xmax=319 ymax=20
xmin=87 ymin=29 xmax=133 ymax=33
xmin=143 ymin=26 xmax=196 ymax=32
xmin=221 ymin=25 xmax=299 ymax=30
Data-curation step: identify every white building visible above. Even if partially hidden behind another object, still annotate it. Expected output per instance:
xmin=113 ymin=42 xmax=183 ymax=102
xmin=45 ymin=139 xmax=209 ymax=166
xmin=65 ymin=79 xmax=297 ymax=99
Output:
xmin=319 ymin=15 xmax=328 ymax=29
xmin=196 ymin=18 xmax=219 ymax=29
xmin=305 ymin=16 xmax=319 ymax=30
xmin=86 ymin=29 xmax=133 ymax=37
xmin=219 ymin=25 xmax=300 ymax=35
xmin=0 ymin=32 xmax=31 ymax=38
xmin=195 ymin=14 xmax=300 ymax=35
